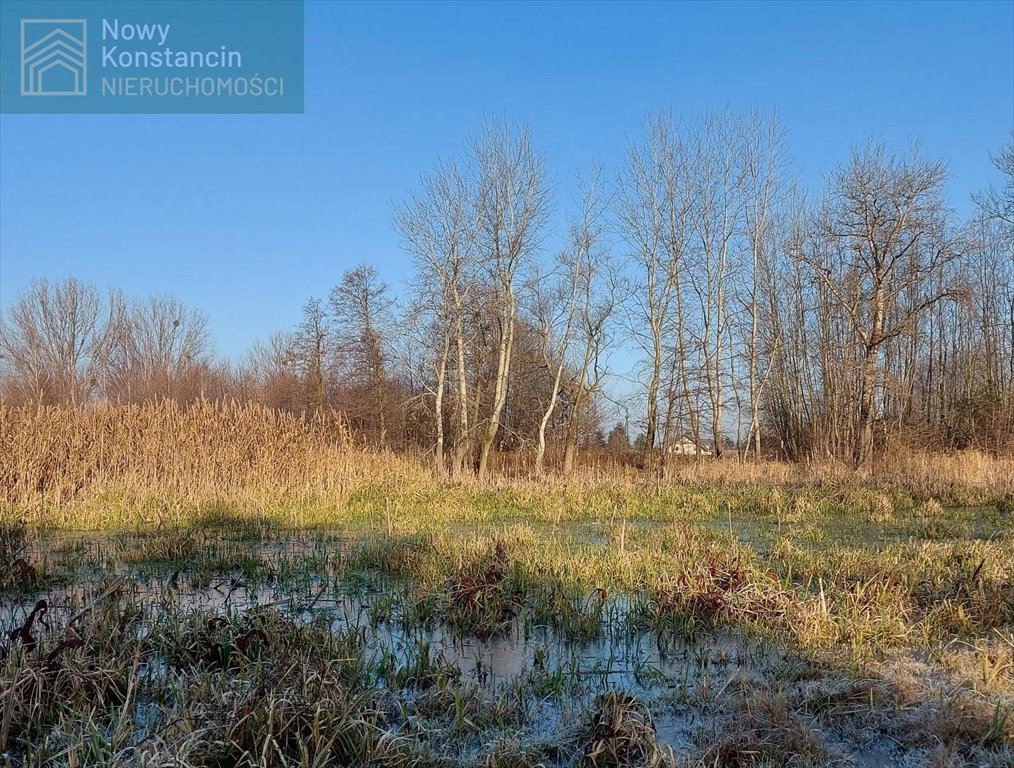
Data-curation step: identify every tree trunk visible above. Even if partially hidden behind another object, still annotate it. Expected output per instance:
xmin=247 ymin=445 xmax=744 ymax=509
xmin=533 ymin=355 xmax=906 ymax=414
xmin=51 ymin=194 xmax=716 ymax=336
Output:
xmin=856 ymin=345 xmax=879 ymax=470
xmin=562 ymin=389 xmax=585 ymax=478
xmin=451 ymin=301 xmax=470 ymax=479
xmin=432 ymin=327 xmax=450 ymax=476
xmin=477 ymin=297 xmax=515 ymax=480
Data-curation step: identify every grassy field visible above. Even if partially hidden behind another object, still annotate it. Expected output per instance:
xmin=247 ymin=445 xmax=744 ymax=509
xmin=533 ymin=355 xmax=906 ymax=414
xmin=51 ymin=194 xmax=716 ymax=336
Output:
xmin=1 ymin=403 xmax=1012 ymax=766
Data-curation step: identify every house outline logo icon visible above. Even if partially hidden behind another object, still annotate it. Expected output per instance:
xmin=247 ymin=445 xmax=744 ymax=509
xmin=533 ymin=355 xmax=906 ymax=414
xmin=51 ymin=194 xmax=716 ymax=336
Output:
xmin=20 ymin=19 xmax=88 ymax=96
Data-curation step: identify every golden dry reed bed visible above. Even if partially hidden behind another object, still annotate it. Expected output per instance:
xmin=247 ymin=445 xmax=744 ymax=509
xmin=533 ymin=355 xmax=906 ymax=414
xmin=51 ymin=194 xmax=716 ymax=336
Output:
xmin=666 ymin=448 xmax=1014 ymax=503
xmin=0 ymin=402 xmax=427 ymax=527
xmin=1 ymin=401 xmax=1012 ymax=529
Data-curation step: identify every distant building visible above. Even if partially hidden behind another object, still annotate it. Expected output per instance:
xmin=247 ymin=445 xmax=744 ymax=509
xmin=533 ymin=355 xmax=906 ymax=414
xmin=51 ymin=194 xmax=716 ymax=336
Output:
xmin=668 ymin=434 xmax=708 ymax=456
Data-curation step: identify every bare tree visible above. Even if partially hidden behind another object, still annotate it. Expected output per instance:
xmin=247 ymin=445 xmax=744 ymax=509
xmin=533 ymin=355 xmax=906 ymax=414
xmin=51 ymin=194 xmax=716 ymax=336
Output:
xmin=107 ymin=295 xmax=210 ymax=402
xmin=0 ymin=277 xmax=120 ymax=405
xmin=239 ymin=331 xmax=301 ymax=410
xmin=688 ymin=110 xmax=750 ymax=459
xmin=740 ymin=111 xmax=787 ymax=458
xmin=292 ymin=297 xmax=330 ymax=413
xmin=330 ymin=263 xmax=394 ymax=445
xmin=526 ymin=169 xmax=607 ymax=476
xmin=396 ymin=160 xmax=479 ymax=476
xmin=562 ymin=181 xmax=619 ymax=477
xmin=760 ymin=186 xmax=819 ymax=459
xmin=617 ymin=113 xmax=686 ymax=463
xmin=809 ymin=143 xmax=960 ymax=468
xmin=973 ymin=134 xmax=1014 ymax=228
xmin=473 ymin=119 xmax=551 ymax=480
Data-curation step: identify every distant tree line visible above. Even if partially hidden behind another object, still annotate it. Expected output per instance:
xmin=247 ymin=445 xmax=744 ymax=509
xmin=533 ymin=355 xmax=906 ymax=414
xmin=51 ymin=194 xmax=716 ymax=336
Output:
xmin=2 ymin=114 xmax=1011 ymax=475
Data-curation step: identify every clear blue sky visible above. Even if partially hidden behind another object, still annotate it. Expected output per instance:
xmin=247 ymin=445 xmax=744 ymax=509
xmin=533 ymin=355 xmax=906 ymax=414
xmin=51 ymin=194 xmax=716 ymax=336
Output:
xmin=1 ymin=0 xmax=1012 ymax=360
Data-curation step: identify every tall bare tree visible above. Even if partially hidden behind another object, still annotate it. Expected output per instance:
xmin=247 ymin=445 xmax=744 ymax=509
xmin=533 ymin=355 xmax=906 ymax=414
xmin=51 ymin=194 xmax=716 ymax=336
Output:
xmin=617 ymin=113 xmax=687 ymax=463
xmin=562 ymin=179 xmax=619 ymax=477
xmin=526 ymin=169 xmax=608 ymax=476
xmin=396 ymin=160 xmax=479 ymax=476
xmin=809 ymin=143 xmax=960 ymax=467
xmin=740 ymin=111 xmax=787 ymax=458
xmin=688 ymin=110 xmax=750 ymax=459
xmin=473 ymin=120 xmax=551 ymax=480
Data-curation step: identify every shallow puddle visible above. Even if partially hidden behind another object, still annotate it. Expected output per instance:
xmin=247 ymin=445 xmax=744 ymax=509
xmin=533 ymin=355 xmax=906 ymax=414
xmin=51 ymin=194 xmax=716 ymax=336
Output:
xmin=3 ymin=527 xmax=1009 ymax=766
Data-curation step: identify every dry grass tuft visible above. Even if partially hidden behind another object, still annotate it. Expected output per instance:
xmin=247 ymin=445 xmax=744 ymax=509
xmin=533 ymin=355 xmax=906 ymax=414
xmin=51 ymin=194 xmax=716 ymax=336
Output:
xmin=701 ymin=689 xmax=834 ymax=767
xmin=580 ymin=691 xmax=672 ymax=767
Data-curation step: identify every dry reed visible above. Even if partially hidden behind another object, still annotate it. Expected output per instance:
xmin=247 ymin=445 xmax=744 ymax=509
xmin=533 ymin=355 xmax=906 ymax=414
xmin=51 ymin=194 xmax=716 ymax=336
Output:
xmin=1 ymin=402 xmax=1010 ymax=528
xmin=0 ymin=401 xmax=426 ymax=508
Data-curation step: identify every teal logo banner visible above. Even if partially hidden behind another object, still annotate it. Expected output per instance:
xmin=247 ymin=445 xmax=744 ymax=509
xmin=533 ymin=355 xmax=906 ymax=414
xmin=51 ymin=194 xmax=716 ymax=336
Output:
xmin=2 ymin=0 xmax=304 ymax=113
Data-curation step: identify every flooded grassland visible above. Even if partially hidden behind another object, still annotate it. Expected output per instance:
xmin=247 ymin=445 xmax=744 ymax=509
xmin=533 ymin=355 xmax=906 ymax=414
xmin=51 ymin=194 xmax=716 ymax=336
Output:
xmin=2 ymin=489 xmax=1012 ymax=767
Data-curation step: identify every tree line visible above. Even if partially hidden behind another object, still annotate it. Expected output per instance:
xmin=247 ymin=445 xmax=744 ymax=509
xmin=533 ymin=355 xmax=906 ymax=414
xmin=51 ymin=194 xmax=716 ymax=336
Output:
xmin=2 ymin=112 xmax=1011 ymax=476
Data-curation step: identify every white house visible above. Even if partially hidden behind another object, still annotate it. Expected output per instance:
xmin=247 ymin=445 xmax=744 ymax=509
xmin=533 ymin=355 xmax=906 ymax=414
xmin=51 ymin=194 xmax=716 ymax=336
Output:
xmin=668 ymin=434 xmax=707 ymax=456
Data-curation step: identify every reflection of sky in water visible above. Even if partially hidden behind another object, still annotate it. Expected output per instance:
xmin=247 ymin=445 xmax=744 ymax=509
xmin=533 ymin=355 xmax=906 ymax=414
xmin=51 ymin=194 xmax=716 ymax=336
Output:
xmin=5 ymin=529 xmax=781 ymax=755
xmin=6 ymin=527 xmax=982 ymax=764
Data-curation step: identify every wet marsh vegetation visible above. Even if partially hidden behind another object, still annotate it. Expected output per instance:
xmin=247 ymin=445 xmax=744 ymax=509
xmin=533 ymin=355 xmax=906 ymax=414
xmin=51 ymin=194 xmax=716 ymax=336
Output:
xmin=2 ymin=484 xmax=1012 ymax=767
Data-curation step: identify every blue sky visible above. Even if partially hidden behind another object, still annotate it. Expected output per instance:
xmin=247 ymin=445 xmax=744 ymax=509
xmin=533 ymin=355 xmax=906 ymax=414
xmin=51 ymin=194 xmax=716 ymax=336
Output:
xmin=1 ymin=0 xmax=1012 ymax=361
